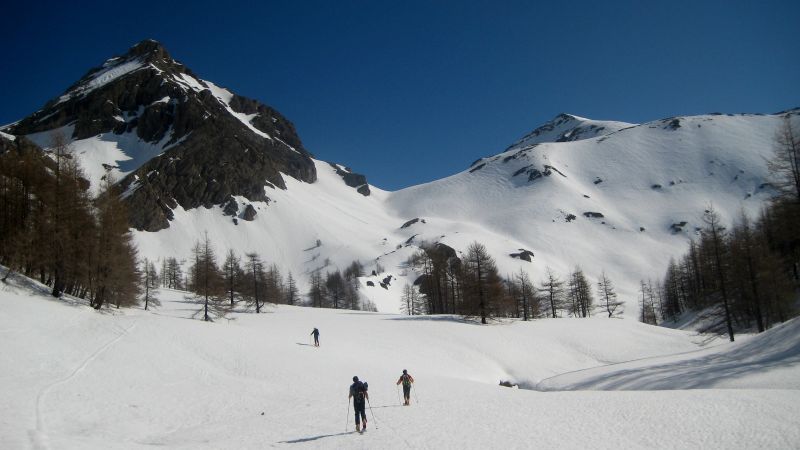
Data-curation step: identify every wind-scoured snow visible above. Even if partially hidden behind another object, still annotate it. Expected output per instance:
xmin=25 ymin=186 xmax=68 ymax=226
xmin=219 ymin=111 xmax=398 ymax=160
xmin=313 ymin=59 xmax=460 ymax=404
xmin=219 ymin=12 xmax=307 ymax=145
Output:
xmin=57 ymin=58 xmax=147 ymax=104
xmin=1 ymin=273 xmax=798 ymax=449
xmin=0 ymin=130 xmax=16 ymax=141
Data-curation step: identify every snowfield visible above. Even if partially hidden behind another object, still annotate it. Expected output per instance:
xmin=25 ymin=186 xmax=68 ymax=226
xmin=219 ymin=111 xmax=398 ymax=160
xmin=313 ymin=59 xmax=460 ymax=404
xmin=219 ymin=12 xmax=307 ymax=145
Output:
xmin=2 ymin=274 xmax=798 ymax=449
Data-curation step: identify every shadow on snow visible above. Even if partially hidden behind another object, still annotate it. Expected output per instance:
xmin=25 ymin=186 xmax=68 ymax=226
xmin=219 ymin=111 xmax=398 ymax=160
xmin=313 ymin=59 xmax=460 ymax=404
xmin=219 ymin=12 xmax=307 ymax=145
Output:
xmin=278 ymin=431 xmax=356 ymax=444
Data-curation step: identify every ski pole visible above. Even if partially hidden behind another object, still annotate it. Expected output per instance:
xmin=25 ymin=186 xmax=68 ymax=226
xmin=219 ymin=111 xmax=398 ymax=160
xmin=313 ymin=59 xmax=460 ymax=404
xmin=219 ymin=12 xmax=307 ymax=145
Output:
xmin=366 ymin=397 xmax=379 ymax=429
xmin=396 ymin=384 xmax=401 ymax=405
xmin=345 ymin=398 xmax=350 ymax=432
xmin=413 ymin=383 xmax=419 ymax=405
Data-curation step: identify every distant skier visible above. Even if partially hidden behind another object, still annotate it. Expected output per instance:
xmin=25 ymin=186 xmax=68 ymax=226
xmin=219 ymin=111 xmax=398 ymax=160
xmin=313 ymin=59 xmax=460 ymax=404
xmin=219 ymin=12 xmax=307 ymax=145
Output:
xmin=396 ymin=369 xmax=415 ymax=405
xmin=310 ymin=327 xmax=320 ymax=347
xmin=349 ymin=376 xmax=369 ymax=433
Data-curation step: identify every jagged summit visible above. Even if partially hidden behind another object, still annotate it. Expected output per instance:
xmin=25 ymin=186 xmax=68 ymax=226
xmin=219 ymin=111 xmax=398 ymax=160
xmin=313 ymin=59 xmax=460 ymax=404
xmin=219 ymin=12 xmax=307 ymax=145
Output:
xmin=6 ymin=40 xmax=317 ymax=231
xmin=126 ymin=38 xmax=170 ymax=59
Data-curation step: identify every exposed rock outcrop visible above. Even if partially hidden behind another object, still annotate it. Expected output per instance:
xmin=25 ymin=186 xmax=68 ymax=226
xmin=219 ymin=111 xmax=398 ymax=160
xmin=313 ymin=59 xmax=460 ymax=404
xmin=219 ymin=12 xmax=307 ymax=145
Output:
xmin=327 ymin=162 xmax=370 ymax=196
xmin=509 ymin=249 xmax=534 ymax=262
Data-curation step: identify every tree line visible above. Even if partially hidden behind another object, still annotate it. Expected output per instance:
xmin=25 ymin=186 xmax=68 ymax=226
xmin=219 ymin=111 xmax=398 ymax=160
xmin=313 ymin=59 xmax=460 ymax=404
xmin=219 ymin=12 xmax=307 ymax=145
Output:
xmin=402 ymin=241 xmax=623 ymax=323
xmin=0 ymin=134 xmax=140 ymax=309
xmin=646 ymin=117 xmax=799 ymax=340
xmin=182 ymin=234 xmax=375 ymax=321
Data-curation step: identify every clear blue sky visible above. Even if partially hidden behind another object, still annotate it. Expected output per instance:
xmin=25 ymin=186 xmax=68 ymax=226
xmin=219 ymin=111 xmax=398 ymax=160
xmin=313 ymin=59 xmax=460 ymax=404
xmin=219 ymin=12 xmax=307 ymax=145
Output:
xmin=1 ymin=0 xmax=798 ymax=190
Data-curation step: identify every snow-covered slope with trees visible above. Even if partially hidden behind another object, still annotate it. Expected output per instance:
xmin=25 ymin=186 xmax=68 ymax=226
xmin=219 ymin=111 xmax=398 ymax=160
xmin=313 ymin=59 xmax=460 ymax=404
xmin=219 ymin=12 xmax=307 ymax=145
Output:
xmin=132 ymin=110 xmax=793 ymax=317
xmin=384 ymin=112 xmax=791 ymax=314
xmin=2 ymin=274 xmax=798 ymax=449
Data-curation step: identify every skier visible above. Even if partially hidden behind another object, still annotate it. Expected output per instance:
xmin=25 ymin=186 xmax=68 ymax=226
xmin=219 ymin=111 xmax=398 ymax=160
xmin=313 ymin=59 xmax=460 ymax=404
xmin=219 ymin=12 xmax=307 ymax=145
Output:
xmin=348 ymin=376 xmax=369 ymax=433
xmin=310 ymin=327 xmax=320 ymax=347
xmin=396 ymin=369 xmax=415 ymax=405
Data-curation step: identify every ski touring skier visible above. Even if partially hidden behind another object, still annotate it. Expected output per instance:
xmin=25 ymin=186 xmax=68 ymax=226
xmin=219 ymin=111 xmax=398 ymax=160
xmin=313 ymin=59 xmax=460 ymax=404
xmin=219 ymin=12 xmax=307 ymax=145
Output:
xmin=396 ymin=369 xmax=415 ymax=405
xmin=310 ymin=327 xmax=320 ymax=347
xmin=349 ymin=376 xmax=369 ymax=433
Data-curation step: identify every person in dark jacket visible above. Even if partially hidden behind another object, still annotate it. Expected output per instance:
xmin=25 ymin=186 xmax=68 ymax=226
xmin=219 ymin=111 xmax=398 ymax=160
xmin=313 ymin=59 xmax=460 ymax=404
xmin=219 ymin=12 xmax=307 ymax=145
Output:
xmin=310 ymin=327 xmax=320 ymax=347
xmin=396 ymin=369 xmax=415 ymax=405
xmin=348 ymin=376 xmax=369 ymax=432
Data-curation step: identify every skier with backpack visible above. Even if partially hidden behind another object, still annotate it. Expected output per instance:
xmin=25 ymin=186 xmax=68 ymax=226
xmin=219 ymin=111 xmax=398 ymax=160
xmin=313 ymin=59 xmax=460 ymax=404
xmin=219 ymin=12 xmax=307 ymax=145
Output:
xmin=396 ymin=369 xmax=415 ymax=405
xmin=348 ymin=376 xmax=369 ymax=433
xmin=310 ymin=327 xmax=320 ymax=347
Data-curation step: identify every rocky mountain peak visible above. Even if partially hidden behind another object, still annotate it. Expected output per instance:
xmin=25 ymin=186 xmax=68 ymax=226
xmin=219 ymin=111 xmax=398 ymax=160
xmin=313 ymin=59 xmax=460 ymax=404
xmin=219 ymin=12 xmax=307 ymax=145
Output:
xmin=6 ymin=40 xmax=317 ymax=231
xmin=126 ymin=39 xmax=171 ymax=60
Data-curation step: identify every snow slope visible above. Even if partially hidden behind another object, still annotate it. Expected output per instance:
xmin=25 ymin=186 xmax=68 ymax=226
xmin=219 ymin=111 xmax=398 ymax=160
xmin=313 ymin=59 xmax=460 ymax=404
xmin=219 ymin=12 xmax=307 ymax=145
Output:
xmin=56 ymin=57 xmax=148 ymax=105
xmin=25 ymin=124 xmax=179 ymax=197
xmin=384 ymin=113 xmax=792 ymax=314
xmin=539 ymin=317 xmax=800 ymax=391
xmin=1 ymin=274 xmax=798 ymax=449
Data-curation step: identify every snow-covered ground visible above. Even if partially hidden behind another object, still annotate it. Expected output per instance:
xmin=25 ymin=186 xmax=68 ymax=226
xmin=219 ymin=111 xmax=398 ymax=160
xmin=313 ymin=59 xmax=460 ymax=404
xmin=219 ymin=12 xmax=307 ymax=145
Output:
xmin=2 ymin=273 xmax=798 ymax=449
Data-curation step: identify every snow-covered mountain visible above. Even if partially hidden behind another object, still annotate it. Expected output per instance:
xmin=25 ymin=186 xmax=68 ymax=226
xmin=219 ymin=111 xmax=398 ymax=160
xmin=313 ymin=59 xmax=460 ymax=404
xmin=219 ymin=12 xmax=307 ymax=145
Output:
xmin=6 ymin=39 xmax=318 ymax=231
xmin=2 ymin=40 xmax=797 ymax=316
xmin=383 ymin=112 xmax=794 ymax=312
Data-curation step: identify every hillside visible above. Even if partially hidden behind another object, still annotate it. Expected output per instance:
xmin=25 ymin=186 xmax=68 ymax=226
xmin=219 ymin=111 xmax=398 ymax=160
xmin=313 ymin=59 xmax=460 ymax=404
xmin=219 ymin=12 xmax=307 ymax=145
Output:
xmin=384 ymin=112 xmax=793 ymax=313
xmin=133 ymin=110 xmax=793 ymax=317
xmin=1 ymin=273 xmax=798 ymax=449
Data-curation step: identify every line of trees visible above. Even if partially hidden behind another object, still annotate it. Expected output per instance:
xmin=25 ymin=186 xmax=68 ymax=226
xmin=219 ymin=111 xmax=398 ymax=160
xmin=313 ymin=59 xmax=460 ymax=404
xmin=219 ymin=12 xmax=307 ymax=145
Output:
xmin=0 ymin=134 xmax=140 ymax=309
xmin=169 ymin=235 xmax=375 ymax=320
xmin=648 ymin=117 xmax=800 ymax=339
xmin=179 ymin=234 xmax=301 ymax=320
xmin=307 ymin=260 xmax=374 ymax=311
xmin=647 ymin=204 xmax=797 ymax=340
xmin=404 ymin=241 xmax=622 ymax=323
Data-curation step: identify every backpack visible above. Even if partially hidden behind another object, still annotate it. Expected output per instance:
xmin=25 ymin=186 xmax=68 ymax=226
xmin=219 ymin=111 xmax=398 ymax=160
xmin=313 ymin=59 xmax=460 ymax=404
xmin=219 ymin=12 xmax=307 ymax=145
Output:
xmin=354 ymin=381 xmax=366 ymax=401
xmin=402 ymin=374 xmax=411 ymax=387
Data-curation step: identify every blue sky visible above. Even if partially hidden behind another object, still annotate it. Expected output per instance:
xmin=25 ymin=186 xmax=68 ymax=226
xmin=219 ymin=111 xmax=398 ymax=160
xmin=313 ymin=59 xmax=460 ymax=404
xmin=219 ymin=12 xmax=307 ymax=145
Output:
xmin=1 ymin=0 xmax=798 ymax=190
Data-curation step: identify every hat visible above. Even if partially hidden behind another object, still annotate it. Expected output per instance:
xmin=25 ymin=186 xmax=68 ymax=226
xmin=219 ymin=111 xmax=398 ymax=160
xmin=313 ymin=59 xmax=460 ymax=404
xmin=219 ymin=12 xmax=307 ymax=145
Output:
xmin=353 ymin=376 xmax=359 ymax=382
xmin=402 ymin=369 xmax=407 ymax=374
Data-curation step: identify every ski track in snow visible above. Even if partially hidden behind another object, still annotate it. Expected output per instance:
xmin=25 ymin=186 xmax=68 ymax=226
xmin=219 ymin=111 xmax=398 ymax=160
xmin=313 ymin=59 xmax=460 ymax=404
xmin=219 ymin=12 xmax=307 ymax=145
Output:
xmin=30 ymin=319 xmax=138 ymax=450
